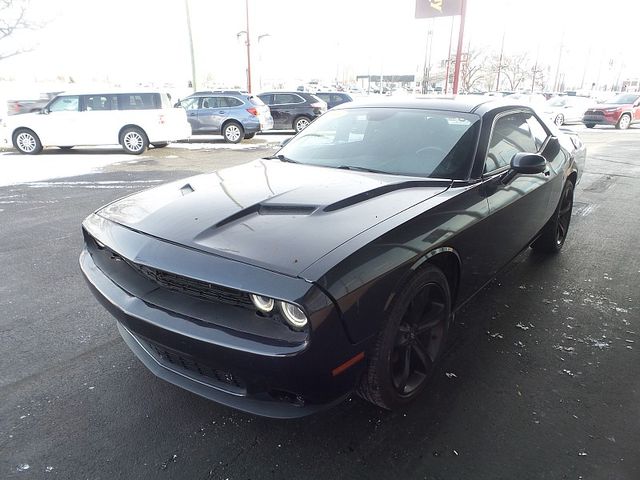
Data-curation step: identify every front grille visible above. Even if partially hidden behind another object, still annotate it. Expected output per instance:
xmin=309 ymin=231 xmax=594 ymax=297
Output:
xmin=126 ymin=259 xmax=252 ymax=308
xmin=585 ymin=110 xmax=604 ymax=116
xmin=142 ymin=338 xmax=247 ymax=394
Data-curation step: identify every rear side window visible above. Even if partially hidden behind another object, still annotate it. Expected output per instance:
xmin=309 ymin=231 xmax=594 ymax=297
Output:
xmin=218 ymin=97 xmax=243 ymax=108
xmin=274 ymin=93 xmax=303 ymax=105
xmin=257 ymin=94 xmax=272 ymax=105
xmin=84 ymin=95 xmax=115 ymax=111
xmin=201 ymin=97 xmax=220 ymax=109
xmin=116 ymin=93 xmax=161 ymax=110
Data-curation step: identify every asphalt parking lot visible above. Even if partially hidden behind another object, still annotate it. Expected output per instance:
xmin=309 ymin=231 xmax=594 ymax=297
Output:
xmin=1 ymin=127 xmax=638 ymax=479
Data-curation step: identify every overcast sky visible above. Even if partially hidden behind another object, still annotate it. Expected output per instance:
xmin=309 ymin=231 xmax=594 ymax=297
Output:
xmin=1 ymin=0 xmax=638 ymax=92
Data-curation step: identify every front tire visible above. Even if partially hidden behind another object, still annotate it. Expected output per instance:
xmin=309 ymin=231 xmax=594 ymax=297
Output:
xmin=120 ymin=127 xmax=148 ymax=154
xmin=293 ymin=116 xmax=311 ymax=133
xmin=531 ymin=180 xmax=574 ymax=253
xmin=244 ymin=133 xmax=256 ymax=140
xmin=13 ymin=128 xmax=43 ymax=155
xmin=554 ymin=114 xmax=564 ymax=126
xmin=151 ymin=142 xmax=168 ymax=148
xmin=58 ymin=146 xmax=74 ymax=150
xmin=357 ymin=265 xmax=451 ymax=410
xmin=616 ymin=113 xmax=631 ymax=130
xmin=585 ymin=123 xmax=595 ymax=128
xmin=222 ymin=122 xmax=243 ymax=143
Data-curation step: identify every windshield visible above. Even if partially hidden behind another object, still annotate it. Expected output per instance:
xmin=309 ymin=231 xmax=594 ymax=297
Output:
xmin=608 ymin=93 xmax=640 ymax=104
xmin=278 ymin=108 xmax=480 ymax=179
xmin=547 ymin=97 xmax=567 ymax=107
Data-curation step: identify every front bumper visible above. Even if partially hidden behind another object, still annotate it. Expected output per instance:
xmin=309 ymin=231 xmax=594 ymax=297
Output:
xmin=582 ymin=113 xmax=617 ymax=125
xmin=79 ymin=217 xmax=363 ymax=418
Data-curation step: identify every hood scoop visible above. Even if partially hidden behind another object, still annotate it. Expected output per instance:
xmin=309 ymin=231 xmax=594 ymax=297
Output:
xmin=214 ymin=203 xmax=318 ymax=229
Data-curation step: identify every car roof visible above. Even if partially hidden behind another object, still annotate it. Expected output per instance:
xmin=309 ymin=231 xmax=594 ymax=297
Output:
xmin=190 ymin=90 xmax=250 ymax=96
xmin=334 ymin=95 xmax=529 ymax=114
xmin=54 ymin=88 xmax=166 ymax=96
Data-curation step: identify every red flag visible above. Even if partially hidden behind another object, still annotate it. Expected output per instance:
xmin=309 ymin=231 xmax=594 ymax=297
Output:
xmin=415 ymin=0 xmax=462 ymax=18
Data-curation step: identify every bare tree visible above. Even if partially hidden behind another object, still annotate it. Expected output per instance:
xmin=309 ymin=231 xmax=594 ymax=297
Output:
xmin=0 ymin=0 xmax=40 ymax=61
xmin=460 ymin=48 xmax=486 ymax=93
xmin=500 ymin=53 xmax=531 ymax=91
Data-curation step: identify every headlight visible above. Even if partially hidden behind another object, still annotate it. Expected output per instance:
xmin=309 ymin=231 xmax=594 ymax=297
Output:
xmin=250 ymin=294 xmax=274 ymax=313
xmin=279 ymin=301 xmax=308 ymax=329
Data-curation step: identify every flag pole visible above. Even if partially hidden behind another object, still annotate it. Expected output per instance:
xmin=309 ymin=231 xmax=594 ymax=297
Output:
xmin=452 ymin=0 xmax=467 ymax=94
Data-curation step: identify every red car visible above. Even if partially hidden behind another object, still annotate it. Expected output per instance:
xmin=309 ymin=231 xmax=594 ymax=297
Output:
xmin=583 ymin=93 xmax=640 ymax=129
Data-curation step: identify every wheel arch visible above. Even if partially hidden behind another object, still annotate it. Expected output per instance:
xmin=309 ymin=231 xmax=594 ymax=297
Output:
xmin=221 ymin=118 xmax=242 ymax=132
xmin=118 ymin=124 xmax=147 ymax=143
xmin=385 ymin=247 xmax=462 ymax=313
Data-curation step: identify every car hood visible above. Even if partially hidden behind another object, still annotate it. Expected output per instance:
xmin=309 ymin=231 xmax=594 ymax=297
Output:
xmin=589 ymin=103 xmax=628 ymax=110
xmin=98 ymin=159 xmax=451 ymax=277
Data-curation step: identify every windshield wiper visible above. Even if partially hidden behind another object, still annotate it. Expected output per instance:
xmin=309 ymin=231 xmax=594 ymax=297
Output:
xmin=336 ymin=165 xmax=392 ymax=175
xmin=262 ymin=154 xmax=298 ymax=163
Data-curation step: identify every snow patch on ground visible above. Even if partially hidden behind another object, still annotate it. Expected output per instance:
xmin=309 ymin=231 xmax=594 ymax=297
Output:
xmin=0 ymin=151 xmax=131 ymax=187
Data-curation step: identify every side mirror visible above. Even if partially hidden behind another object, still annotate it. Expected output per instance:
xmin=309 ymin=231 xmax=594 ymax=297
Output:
xmin=502 ymin=152 xmax=546 ymax=184
xmin=42 ymin=107 xmax=50 ymax=115
xmin=511 ymin=152 xmax=546 ymax=174
xmin=279 ymin=137 xmax=292 ymax=147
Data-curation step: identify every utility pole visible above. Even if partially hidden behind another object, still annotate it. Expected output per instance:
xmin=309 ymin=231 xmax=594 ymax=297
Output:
xmin=452 ymin=0 xmax=467 ymax=94
xmin=553 ymin=31 xmax=565 ymax=92
xmin=245 ymin=0 xmax=252 ymax=92
xmin=495 ymin=30 xmax=505 ymax=91
xmin=444 ymin=16 xmax=455 ymax=94
xmin=184 ymin=0 xmax=196 ymax=91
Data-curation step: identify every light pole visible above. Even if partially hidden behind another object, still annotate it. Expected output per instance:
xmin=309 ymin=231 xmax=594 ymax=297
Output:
xmin=236 ymin=0 xmax=253 ymax=92
xmin=257 ymin=33 xmax=271 ymax=90
xmin=184 ymin=0 xmax=196 ymax=91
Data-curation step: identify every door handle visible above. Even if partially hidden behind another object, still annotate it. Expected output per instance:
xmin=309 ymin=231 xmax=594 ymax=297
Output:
xmin=218 ymin=111 xmax=226 ymax=114
xmin=188 ymin=112 xmax=196 ymax=116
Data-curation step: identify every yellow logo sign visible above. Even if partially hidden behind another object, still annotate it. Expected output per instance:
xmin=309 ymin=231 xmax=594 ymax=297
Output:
xmin=429 ymin=0 xmax=443 ymax=12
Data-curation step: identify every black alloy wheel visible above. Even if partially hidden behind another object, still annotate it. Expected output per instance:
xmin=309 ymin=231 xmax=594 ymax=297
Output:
xmin=555 ymin=181 xmax=574 ymax=248
xmin=358 ymin=265 xmax=451 ymax=410
xmin=531 ymin=180 xmax=574 ymax=253
xmin=391 ymin=283 xmax=448 ymax=397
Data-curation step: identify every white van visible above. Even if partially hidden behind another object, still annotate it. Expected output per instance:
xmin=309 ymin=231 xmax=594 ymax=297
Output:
xmin=8 ymin=90 xmax=192 ymax=155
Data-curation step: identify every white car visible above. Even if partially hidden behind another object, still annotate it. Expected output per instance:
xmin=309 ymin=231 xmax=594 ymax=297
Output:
xmin=8 ymin=90 xmax=191 ymax=155
xmin=541 ymin=96 xmax=595 ymax=126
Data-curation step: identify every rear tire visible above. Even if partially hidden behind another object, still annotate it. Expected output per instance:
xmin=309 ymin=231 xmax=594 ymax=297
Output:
xmin=244 ymin=133 xmax=256 ymax=140
xmin=12 ymin=128 xmax=43 ymax=155
xmin=58 ymin=146 xmax=73 ymax=150
xmin=531 ymin=180 xmax=574 ymax=253
xmin=293 ymin=116 xmax=311 ymax=133
xmin=222 ymin=121 xmax=244 ymax=143
xmin=616 ymin=113 xmax=631 ymax=130
xmin=151 ymin=142 xmax=168 ymax=148
xmin=357 ymin=265 xmax=451 ymax=410
xmin=585 ymin=123 xmax=595 ymax=128
xmin=120 ymin=127 xmax=148 ymax=155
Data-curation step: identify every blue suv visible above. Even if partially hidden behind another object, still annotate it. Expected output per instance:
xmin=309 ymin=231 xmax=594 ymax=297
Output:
xmin=176 ymin=91 xmax=273 ymax=143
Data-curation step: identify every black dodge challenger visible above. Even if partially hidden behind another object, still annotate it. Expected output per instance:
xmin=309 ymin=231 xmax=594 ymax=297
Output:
xmin=80 ymin=97 xmax=586 ymax=418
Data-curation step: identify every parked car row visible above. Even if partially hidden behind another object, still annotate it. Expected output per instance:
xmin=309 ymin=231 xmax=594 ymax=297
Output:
xmin=7 ymin=89 xmax=191 ymax=155
xmin=175 ymin=90 xmax=335 ymax=141
xmin=5 ymin=86 xmax=356 ymax=154
xmin=501 ymin=91 xmax=640 ymax=129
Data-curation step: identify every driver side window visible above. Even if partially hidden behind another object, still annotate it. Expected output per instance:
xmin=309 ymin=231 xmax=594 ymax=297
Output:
xmin=49 ymin=96 xmax=79 ymax=112
xmin=485 ymin=112 xmax=537 ymax=173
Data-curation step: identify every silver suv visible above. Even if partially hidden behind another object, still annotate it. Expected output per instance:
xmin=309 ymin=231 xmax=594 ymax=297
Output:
xmin=176 ymin=91 xmax=273 ymax=143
